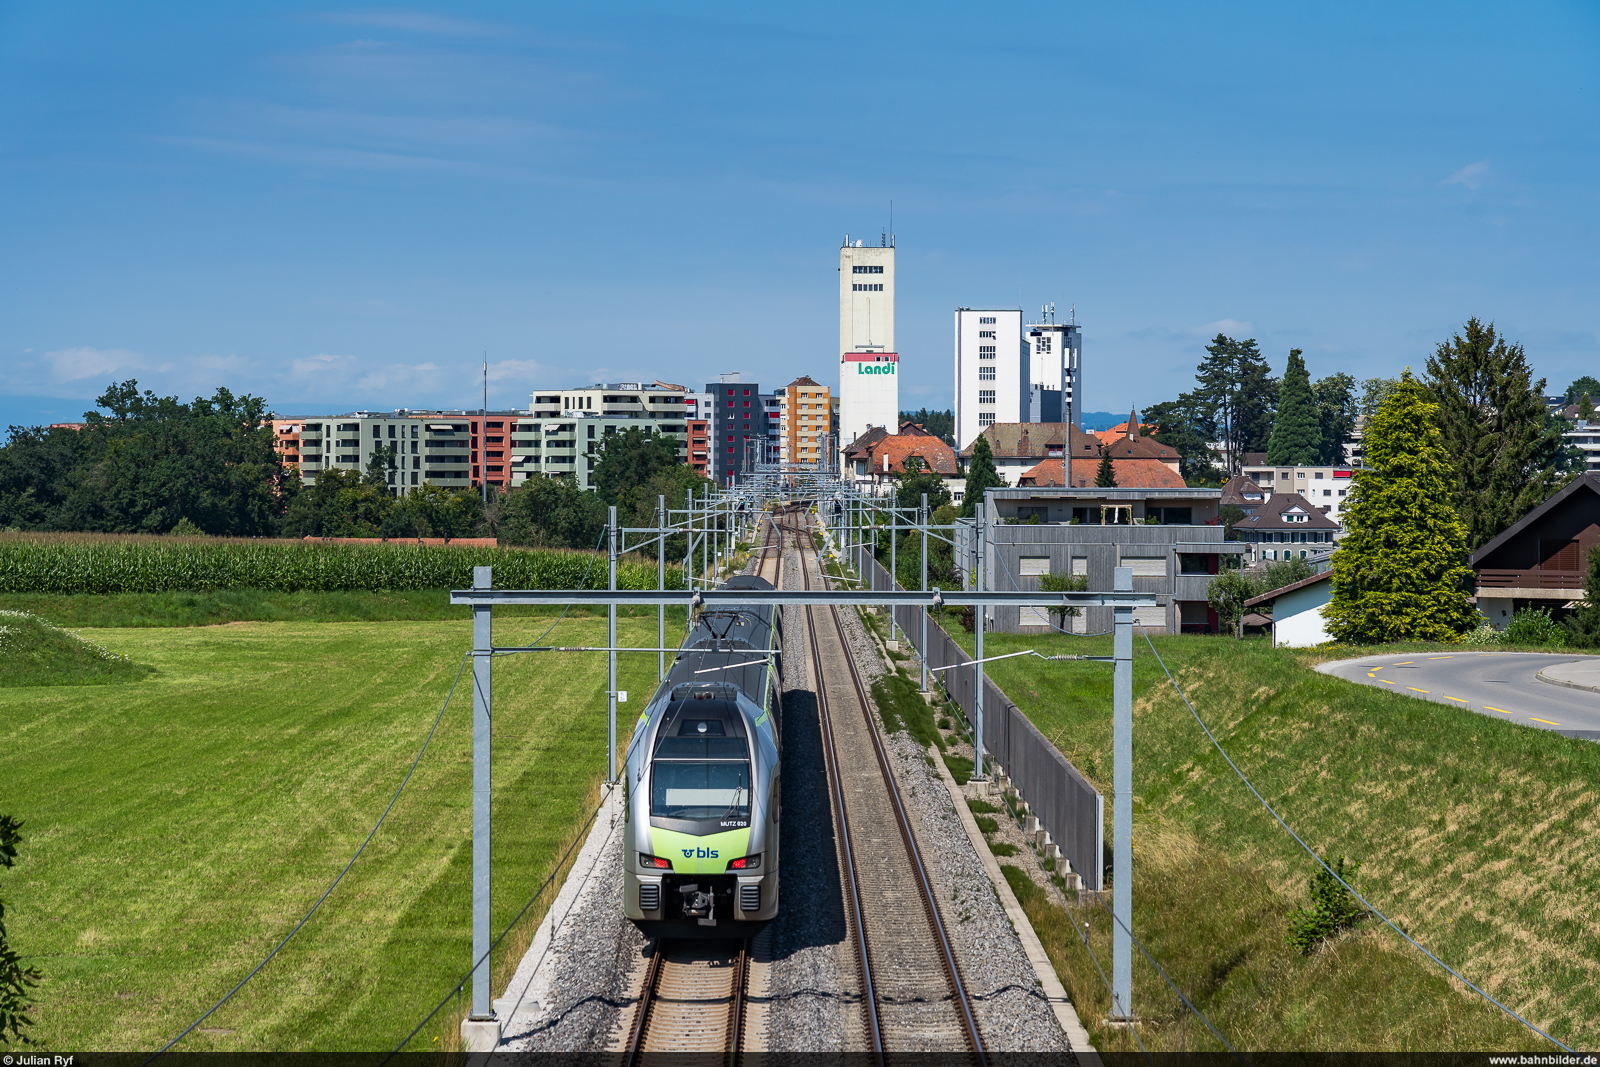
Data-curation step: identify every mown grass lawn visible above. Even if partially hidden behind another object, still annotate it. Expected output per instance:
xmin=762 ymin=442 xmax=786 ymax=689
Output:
xmin=950 ymin=628 xmax=1600 ymax=1052
xmin=1 ymin=609 xmax=670 ymax=1052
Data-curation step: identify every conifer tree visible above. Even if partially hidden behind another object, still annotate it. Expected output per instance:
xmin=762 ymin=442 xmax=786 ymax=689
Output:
xmin=1094 ymin=448 xmax=1117 ymax=487
xmin=1424 ymin=319 xmax=1563 ymax=551
xmin=959 ymin=433 xmax=1004 ymax=518
xmin=1266 ymin=349 xmax=1321 ymax=465
xmin=1326 ymin=373 xmax=1477 ymax=643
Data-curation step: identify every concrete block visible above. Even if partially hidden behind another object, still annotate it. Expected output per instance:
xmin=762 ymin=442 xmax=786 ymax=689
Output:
xmin=1022 ymin=815 xmax=1040 ymax=835
xmin=460 ymin=1017 xmax=501 ymax=1052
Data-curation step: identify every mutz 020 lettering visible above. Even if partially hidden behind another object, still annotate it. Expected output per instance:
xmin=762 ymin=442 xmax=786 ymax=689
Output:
xmin=720 ymin=820 xmax=749 ymax=828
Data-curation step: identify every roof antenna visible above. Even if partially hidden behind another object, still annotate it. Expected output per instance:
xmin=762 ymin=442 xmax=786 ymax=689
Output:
xmin=889 ymin=200 xmax=893 ymax=247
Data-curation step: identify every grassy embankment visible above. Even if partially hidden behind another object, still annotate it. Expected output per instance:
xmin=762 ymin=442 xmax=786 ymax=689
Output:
xmin=1 ymin=604 xmax=679 ymax=1052
xmin=0 ymin=610 xmax=155 ymax=686
xmin=948 ymin=627 xmax=1598 ymax=1052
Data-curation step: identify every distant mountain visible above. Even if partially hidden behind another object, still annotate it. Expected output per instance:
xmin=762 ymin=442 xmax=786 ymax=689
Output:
xmin=1077 ymin=411 xmax=1124 ymax=431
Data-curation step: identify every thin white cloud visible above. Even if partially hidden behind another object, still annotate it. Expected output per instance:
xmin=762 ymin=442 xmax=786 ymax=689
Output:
xmin=45 ymin=345 xmax=145 ymax=382
xmin=1191 ymin=319 xmax=1254 ymax=337
xmin=1445 ymin=160 xmax=1489 ymax=190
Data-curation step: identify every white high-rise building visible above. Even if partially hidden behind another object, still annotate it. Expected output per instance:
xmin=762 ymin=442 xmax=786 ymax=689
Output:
xmin=1025 ymin=312 xmax=1083 ymax=428
xmin=838 ymin=237 xmax=897 ymax=449
xmin=954 ymin=308 xmax=1027 ymax=450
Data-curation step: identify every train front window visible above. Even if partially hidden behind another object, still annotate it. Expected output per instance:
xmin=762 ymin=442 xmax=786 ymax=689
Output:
xmin=652 ymin=761 xmax=751 ymax=820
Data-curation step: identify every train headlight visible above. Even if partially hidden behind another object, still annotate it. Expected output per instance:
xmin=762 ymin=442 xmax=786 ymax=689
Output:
xmin=639 ymin=853 xmax=672 ymax=869
xmin=726 ymin=854 xmax=761 ymax=870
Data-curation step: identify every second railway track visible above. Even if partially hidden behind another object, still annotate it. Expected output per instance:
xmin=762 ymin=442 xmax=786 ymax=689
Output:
xmin=790 ymin=508 xmax=987 ymax=1062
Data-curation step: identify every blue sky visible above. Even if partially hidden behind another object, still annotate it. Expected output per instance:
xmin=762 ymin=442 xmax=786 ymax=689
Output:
xmin=3 ymin=2 xmax=1597 ymax=428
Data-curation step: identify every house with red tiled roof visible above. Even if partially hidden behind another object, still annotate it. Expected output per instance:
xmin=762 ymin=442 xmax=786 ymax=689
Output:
xmin=958 ymin=422 xmax=1102 ymax=485
xmin=842 ymin=422 xmax=964 ymax=500
xmin=1093 ymin=409 xmax=1156 ymax=448
xmin=1020 ymin=411 xmax=1185 ymax=488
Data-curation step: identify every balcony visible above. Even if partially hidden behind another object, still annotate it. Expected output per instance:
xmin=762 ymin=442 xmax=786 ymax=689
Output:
xmin=1476 ymin=568 xmax=1584 ymax=591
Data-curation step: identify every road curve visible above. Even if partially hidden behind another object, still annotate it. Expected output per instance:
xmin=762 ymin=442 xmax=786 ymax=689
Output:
xmin=1317 ymin=651 xmax=1600 ymax=742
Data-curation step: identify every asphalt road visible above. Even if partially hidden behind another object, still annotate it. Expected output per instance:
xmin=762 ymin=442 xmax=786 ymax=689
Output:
xmin=1317 ymin=651 xmax=1600 ymax=741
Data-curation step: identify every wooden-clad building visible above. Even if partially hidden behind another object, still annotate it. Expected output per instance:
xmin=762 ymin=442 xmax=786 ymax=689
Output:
xmin=1470 ymin=472 xmax=1600 ymax=628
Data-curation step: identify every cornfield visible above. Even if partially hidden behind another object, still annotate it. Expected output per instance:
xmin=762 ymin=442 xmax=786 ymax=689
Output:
xmin=0 ymin=534 xmax=687 ymax=594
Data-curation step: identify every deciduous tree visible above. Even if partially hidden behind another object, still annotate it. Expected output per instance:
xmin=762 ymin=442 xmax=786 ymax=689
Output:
xmin=1326 ymin=374 xmax=1477 ymax=643
xmin=1146 ymin=395 xmax=1225 ymax=486
xmin=1313 ymin=372 xmax=1357 ymax=466
xmin=1195 ymin=335 xmax=1277 ymax=472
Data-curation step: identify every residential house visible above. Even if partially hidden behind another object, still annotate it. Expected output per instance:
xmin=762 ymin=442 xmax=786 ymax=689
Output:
xmin=1219 ymin=476 xmax=1267 ymax=516
xmin=1470 ymin=472 xmax=1600 ymax=628
xmin=1243 ymin=570 xmax=1334 ymax=647
xmin=1231 ymin=492 xmax=1340 ymax=563
xmin=842 ymin=423 xmax=963 ymax=501
xmin=954 ymin=485 xmax=1244 ymax=634
xmin=1239 ymin=460 xmax=1355 ymax=528
xmin=959 ymin=422 xmax=1103 ymax=485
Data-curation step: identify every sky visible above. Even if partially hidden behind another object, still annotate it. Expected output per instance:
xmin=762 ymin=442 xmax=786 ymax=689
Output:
xmin=3 ymin=2 xmax=1598 ymax=429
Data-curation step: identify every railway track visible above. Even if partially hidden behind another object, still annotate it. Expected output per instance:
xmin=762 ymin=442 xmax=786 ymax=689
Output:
xmin=618 ymin=514 xmax=791 ymax=1066
xmin=791 ymin=509 xmax=987 ymax=1062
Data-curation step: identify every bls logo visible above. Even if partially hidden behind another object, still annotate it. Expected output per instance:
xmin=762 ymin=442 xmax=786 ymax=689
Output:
xmin=681 ymin=847 xmax=719 ymax=859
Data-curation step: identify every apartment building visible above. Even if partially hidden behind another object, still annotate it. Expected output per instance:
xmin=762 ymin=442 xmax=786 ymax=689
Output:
xmin=1238 ymin=459 xmax=1353 ymax=527
xmin=954 ymin=308 xmax=1027 ymax=450
xmin=953 ymin=485 xmax=1242 ymax=634
xmin=271 ymin=411 xmax=520 ymax=494
xmin=704 ymin=374 xmax=778 ymax=483
xmin=777 ymin=376 xmax=833 ymax=465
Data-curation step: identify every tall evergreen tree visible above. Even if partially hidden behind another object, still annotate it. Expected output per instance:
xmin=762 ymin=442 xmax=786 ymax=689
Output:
xmin=1146 ymin=394 xmax=1226 ymax=486
xmin=1313 ymin=372 xmax=1357 ymax=465
xmin=1266 ymin=349 xmax=1321 ymax=465
xmin=960 ymin=433 xmax=1004 ymax=518
xmin=1325 ymin=374 xmax=1477 ymax=643
xmin=1094 ymin=448 xmax=1117 ymax=487
xmin=1423 ymin=318 xmax=1563 ymax=551
xmin=1195 ymin=334 xmax=1277 ymax=472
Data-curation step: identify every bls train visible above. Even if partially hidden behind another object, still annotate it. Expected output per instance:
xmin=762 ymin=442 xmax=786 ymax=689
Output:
xmin=623 ymin=574 xmax=782 ymax=936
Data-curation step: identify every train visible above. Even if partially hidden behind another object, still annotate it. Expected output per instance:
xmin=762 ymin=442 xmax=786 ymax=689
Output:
xmin=623 ymin=574 xmax=782 ymax=937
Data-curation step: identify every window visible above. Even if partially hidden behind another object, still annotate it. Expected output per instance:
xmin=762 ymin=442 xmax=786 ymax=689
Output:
xmin=979 ymin=346 xmax=996 ymax=359
xmin=1337 ymin=489 xmax=1346 ymax=497
xmin=978 ymin=413 xmax=996 ymax=427
xmin=979 ymin=330 xmax=996 ymax=339
xmin=1314 ymin=471 xmax=1324 ymax=479
xmin=1297 ymin=471 xmax=1306 ymax=478
xmin=1019 ymin=557 xmax=1051 ymax=576
xmin=371 ymin=425 xmax=381 ymax=437
xmin=1035 ymin=335 xmax=1052 ymax=352
xmin=979 ymin=316 xmax=997 ymax=324
xmin=978 ymin=367 xmax=996 ymax=381
xmin=1323 ymin=489 xmax=1331 ymax=497
xmin=978 ymin=390 xmax=996 ymax=404
xmin=852 ymin=283 xmax=884 ymax=291
xmin=387 ymin=425 xmax=396 ymax=439
xmin=852 ymin=265 xmax=884 ymax=274
xmin=743 ymin=390 xmax=750 ymax=396
xmin=1122 ymin=557 xmax=1166 ymax=577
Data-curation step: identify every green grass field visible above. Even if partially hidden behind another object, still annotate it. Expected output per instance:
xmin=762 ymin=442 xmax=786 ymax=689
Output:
xmin=948 ymin=628 xmax=1600 ymax=1051
xmin=1 ymin=608 xmax=672 ymax=1052
xmin=0 ymin=610 xmax=154 ymax=687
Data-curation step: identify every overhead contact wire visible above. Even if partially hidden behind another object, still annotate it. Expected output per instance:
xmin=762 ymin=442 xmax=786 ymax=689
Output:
xmin=1142 ymin=631 xmax=1573 ymax=1053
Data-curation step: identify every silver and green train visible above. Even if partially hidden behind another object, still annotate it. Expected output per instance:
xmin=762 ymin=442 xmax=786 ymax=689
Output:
xmin=623 ymin=574 xmax=782 ymax=937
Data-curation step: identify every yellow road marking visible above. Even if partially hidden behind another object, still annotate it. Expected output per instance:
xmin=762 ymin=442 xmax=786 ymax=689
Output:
xmin=1368 ymin=672 xmax=1377 ymax=677
xmin=1445 ymin=695 xmax=1468 ymax=702
xmin=1397 ymin=661 xmax=1413 ymax=665
xmin=1381 ymin=679 xmax=1395 ymax=684
xmin=1406 ymin=687 xmax=1429 ymax=693
xmin=1531 ymin=718 xmax=1561 ymax=725
xmin=1428 ymin=656 xmax=1454 ymax=660
xmin=1486 ymin=706 xmax=1511 ymax=714
xmin=1372 ymin=665 xmax=1384 ymax=671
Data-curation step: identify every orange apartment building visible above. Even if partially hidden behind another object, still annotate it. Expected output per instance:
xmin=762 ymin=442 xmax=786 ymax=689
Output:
xmin=778 ymin=376 xmax=834 ymax=465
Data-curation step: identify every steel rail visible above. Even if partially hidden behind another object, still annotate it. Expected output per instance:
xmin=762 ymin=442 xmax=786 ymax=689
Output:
xmin=794 ymin=517 xmax=886 ymax=1064
xmin=620 ymin=938 xmax=751 ymax=1067
xmin=806 ymin=520 xmax=988 ymax=1065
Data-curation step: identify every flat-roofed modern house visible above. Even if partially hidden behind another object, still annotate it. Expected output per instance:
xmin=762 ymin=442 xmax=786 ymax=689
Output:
xmin=954 ymin=486 xmax=1243 ymax=634
xmin=1471 ymin=472 xmax=1600 ymax=629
